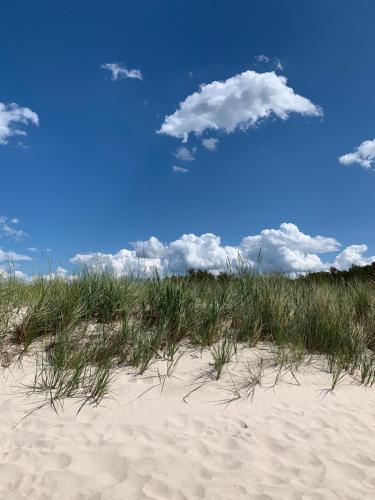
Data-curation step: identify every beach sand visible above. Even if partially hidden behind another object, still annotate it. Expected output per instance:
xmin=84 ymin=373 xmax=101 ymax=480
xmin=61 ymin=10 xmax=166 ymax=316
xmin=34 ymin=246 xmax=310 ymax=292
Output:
xmin=1 ymin=347 xmax=375 ymax=499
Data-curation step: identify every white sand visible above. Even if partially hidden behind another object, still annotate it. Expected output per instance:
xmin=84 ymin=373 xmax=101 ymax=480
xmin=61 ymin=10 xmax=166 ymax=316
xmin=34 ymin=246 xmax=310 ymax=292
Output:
xmin=1 ymin=347 xmax=375 ymax=499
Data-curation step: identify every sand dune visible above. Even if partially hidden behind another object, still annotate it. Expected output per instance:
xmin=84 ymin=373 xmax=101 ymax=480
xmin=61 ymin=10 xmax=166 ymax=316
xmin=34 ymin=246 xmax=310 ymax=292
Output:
xmin=1 ymin=347 xmax=375 ymax=499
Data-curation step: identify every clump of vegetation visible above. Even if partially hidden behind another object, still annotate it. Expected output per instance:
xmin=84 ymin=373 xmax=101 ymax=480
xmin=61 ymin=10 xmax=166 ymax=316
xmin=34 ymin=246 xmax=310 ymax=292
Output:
xmin=1 ymin=263 xmax=375 ymax=410
xmin=211 ymin=336 xmax=236 ymax=380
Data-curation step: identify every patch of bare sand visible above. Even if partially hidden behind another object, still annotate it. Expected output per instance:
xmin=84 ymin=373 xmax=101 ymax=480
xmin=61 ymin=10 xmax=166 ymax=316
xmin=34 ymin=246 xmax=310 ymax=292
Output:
xmin=1 ymin=347 xmax=375 ymax=499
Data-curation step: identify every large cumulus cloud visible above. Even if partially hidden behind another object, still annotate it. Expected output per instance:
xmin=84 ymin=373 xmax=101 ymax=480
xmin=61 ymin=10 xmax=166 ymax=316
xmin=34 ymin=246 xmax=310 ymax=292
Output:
xmin=70 ymin=223 xmax=375 ymax=277
xmin=239 ymin=223 xmax=339 ymax=273
xmin=158 ymin=70 xmax=322 ymax=142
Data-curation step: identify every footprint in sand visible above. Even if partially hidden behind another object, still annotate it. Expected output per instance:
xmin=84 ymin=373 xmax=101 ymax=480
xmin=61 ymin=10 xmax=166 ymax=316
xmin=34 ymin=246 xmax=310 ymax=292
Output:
xmin=142 ymin=478 xmax=172 ymax=499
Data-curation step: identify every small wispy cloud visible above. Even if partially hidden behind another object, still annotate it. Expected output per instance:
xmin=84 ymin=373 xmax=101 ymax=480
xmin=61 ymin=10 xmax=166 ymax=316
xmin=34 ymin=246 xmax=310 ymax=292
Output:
xmin=101 ymin=63 xmax=143 ymax=81
xmin=0 ymin=103 xmax=39 ymax=145
xmin=255 ymin=55 xmax=284 ymax=71
xmin=339 ymin=138 xmax=375 ymax=169
xmin=275 ymin=58 xmax=284 ymax=71
xmin=172 ymin=165 xmax=189 ymax=173
xmin=0 ymin=216 xmax=27 ymax=241
xmin=255 ymin=54 xmax=270 ymax=63
xmin=28 ymin=247 xmax=51 ymax=253
xmin=173 ymin=146 xmax=196 ymax=161
xmin=202 ymin=138 xmax=219 ymax=151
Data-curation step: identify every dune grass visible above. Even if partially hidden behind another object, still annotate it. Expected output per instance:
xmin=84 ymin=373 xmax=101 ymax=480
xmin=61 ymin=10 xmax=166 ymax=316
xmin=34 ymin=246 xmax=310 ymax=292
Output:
xmin=1 ymin=267 xmax=375 ymax=409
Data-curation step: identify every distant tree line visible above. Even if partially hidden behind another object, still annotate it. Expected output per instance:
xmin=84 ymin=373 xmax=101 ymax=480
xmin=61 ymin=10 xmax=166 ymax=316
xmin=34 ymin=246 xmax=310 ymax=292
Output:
xmin=299 ymin=262 xmax=375 ymax=284
xmin=166 ymin=268 xmax=232 ymax=283
xmin=165 ymin=262 xmax=375 ymax=284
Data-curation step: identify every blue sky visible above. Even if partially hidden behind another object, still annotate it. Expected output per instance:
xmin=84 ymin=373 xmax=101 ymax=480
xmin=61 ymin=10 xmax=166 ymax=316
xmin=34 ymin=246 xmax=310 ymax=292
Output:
xmin=1 ymin=1 xmax=375 ymax=277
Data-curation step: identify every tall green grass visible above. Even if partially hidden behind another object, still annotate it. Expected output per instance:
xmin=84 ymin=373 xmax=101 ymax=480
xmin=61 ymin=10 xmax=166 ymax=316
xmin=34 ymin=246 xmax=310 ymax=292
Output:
xmin=1 ymin=267 xmax=375 ymax=408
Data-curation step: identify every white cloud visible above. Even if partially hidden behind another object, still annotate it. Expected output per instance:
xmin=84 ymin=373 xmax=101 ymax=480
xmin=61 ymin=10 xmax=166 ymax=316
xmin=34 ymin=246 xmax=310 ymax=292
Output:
xmin=70 ymin=249 xmax=161 ymax=277
xmin=41 ymin=266 xmax=70 ymax=281
xmin=339 ymin=138 xmax=375 ymax=169
xmin=255 ymin=54 xmax=270 ymax=63
xmin=158 ymin=70 xmax=322 ymax=142
xmin=0 ymin=266 xmax=28 ymax=280
xmin=101 ymin=63 xmax=143 ymax=81
xmin=332 ymin=245 xmax=375 ymax=270
xmin=172 ymin=165 xmax=189 ymax=173
xmin=133 ymin=236 xmax=165 ymax=259
xmin=173 ymin=146 xmax=196 ymax=161
xmin=69 ymin=223 xmax=374 ymax=277
xmin=0 ymin=103 xmax=39 ymax=145
xmin=241 ymin=222 xmax=339 ymax=255
xmin=0 ymin=249 xmax=31 ymax=262
xmin=163 ymin=233 xmax=239 ymax=275
xmin=239 ymin=223 xmax=339 ymax=273
xmin=0 ymin=216 xmax=27 ymax=241
xmin=0 ymin=216 xmax=31 ymax=278
xmin=202 ymin=137 xmax=219 ymax=151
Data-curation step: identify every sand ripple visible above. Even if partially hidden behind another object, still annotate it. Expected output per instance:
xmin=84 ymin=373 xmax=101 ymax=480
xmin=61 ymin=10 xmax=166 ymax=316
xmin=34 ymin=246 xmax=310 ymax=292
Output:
xmin=1 ymin=351 xmax=375 ymax=499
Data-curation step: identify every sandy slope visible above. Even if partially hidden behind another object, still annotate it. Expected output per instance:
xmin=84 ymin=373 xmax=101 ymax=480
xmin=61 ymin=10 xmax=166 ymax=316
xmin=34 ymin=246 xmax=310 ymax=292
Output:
xmin=1 ymin=347 xmax=375 ymax=499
